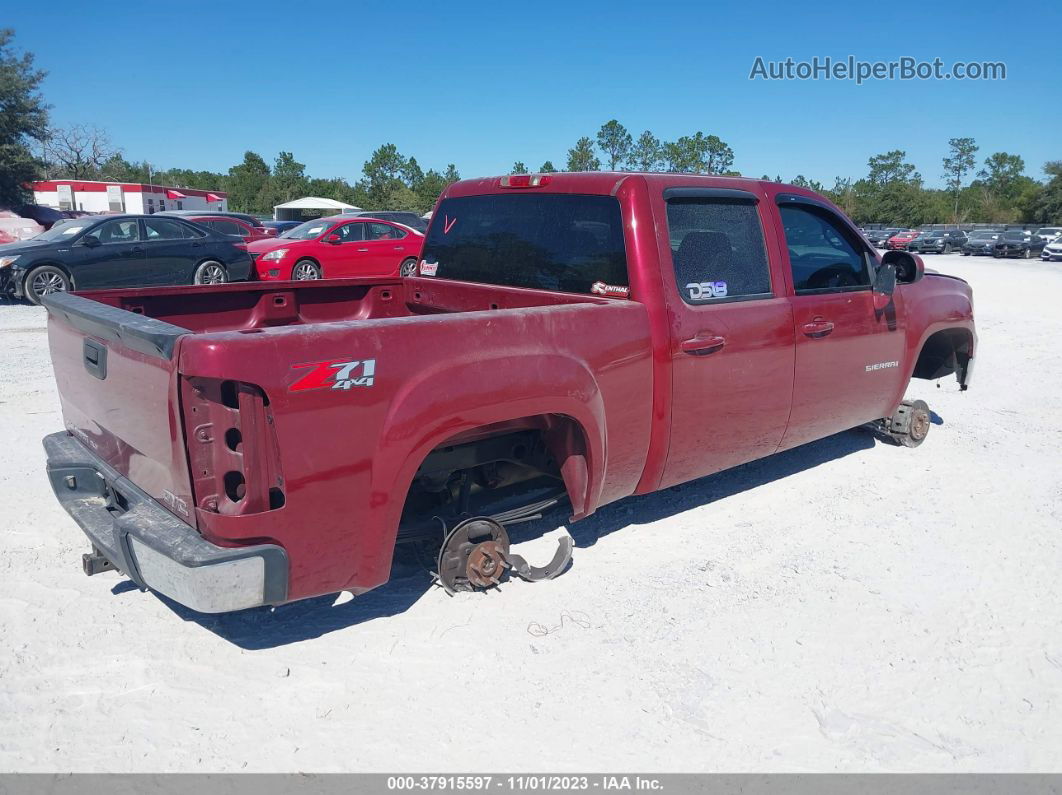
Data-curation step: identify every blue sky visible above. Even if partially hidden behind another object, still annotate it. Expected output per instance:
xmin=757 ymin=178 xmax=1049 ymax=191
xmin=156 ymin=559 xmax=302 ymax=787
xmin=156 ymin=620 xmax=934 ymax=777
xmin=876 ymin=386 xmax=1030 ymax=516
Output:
xmin=7 ymin=0 xmax=1060 ymax=187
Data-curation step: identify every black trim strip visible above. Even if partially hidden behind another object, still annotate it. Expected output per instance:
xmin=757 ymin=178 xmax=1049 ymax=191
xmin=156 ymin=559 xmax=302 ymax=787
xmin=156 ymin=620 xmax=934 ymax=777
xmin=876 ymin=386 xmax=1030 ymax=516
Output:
xmin=664 ymin=187 xmax=759 ymax=203
xmin=42 ymin=292 xmax=190 ymax=360
xmin=775 ymin=192 xmax=836 ymax=212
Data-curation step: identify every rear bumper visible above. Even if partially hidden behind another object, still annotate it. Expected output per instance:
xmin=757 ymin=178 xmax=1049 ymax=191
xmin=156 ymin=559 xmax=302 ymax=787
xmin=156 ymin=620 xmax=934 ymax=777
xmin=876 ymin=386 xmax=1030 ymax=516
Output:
xmin=43 ymin=431 xmax=288 ymax=613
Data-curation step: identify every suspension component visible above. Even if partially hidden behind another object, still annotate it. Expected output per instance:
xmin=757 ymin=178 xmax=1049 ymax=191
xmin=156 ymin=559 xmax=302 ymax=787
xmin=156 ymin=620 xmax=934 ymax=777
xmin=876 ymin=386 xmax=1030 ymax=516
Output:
xmin=435 ymin=516 xmax=574 ymax=595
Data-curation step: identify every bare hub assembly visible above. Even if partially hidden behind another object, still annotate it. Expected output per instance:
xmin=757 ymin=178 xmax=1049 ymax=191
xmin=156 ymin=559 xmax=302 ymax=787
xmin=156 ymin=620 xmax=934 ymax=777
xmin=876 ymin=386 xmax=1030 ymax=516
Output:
xmin=435 ymin=517 xmax=574 ymax=595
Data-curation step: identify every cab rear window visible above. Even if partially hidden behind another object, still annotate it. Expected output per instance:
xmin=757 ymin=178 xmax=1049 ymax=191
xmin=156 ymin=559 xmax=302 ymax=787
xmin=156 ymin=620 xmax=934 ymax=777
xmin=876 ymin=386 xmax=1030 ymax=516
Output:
xmin=420 ymin=194 xmax=627 ymax=294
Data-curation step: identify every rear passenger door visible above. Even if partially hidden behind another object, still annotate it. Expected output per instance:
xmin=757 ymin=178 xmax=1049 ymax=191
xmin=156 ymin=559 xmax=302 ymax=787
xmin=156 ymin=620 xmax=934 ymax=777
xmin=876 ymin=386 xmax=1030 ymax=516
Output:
xmin=140 ymin=217 xmax=199 ymax=285
xmin=363 ymin=222 xmax=408 ymax=276
xmin=773 ymin=195 xmax=907 ymax=450
xmin=658 ymin=188 xmax=796 ymax=488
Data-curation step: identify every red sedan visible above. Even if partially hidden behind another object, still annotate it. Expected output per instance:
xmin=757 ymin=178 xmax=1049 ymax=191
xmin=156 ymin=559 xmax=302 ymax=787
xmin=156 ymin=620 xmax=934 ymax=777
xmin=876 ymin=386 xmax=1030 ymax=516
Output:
xmin=886 ymin=230 xmax=920 ymax=250
xmin=247 ymin=215 xmax=423 ymax=280
xmin=178 ymin=214 xmax=275 ymax=242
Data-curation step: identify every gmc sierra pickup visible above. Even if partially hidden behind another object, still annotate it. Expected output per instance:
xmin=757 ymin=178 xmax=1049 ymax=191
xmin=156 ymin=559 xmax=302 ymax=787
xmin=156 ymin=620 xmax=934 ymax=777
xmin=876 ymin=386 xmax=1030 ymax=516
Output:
xmin=41 ymin=172 xmax=976 ymax=613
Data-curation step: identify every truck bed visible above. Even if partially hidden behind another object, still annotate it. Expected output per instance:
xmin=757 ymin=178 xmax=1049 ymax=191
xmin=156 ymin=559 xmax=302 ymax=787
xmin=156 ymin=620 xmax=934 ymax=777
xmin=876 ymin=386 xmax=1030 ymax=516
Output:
xmin=43 ymin=277 xmax=655 ymax=601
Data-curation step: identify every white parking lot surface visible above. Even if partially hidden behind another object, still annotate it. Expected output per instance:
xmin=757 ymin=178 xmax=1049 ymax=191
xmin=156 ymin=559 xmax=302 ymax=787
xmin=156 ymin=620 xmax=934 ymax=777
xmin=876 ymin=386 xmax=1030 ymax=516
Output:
xmin=1 ymin=253 xmax=1060 ymax=772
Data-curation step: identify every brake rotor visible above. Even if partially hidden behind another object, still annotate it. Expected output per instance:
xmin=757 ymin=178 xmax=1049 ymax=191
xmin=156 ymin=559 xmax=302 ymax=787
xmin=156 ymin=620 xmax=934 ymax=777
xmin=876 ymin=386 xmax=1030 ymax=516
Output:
xmin=435 ymin=516 xmax=575 ymax=595
xmin=436 ymin=518 xmax=511 ymax=595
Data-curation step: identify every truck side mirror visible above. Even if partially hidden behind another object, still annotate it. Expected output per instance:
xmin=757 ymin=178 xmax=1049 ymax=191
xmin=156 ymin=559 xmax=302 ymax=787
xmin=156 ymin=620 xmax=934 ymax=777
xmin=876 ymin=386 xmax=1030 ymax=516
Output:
xmin=872 ymin=260 xmax=896 ymax=310
xmin=881 ymin=249 xmax=924 ymax=285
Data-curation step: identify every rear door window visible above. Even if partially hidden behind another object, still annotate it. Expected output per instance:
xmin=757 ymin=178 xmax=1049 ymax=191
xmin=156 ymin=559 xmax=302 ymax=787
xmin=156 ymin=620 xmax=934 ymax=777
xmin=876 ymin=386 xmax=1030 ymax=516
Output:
xmin=420 ymin=193 xmax=627 ymax=294
xmin=666 ymin=197 xmax=771 ymax=303
xmin=144 ymin=217 xmax=193 ymax=240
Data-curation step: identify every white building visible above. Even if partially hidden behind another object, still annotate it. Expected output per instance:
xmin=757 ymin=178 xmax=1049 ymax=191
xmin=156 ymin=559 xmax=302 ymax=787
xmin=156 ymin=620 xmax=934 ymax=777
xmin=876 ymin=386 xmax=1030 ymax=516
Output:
xmin=31 ymin=180 xmax=228 ymax=214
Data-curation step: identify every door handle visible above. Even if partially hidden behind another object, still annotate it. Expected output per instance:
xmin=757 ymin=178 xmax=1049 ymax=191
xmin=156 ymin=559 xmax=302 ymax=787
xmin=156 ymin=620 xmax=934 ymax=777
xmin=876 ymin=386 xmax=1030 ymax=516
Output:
xmin=680 ymin=335 xmax=726 ymax=355
xmin=801 ymin=319 xmax=835 ymax=338
xmin=357 ymin=248 xmax=369 ymax=252
xmin=394 ymin=246 xmax=404 ymax=251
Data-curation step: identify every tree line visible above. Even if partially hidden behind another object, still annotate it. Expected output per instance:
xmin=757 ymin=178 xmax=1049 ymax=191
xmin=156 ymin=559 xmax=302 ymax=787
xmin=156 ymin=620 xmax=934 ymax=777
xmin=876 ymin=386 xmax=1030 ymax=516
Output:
xmin=2 ymin=29 xmax=1059 ymax=224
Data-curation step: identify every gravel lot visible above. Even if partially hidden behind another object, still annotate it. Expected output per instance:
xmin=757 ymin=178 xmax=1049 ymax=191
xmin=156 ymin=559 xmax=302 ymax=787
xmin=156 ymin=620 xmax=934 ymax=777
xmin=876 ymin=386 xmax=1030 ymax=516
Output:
xmin=1 ymin=253 xmax=1060 ymax=772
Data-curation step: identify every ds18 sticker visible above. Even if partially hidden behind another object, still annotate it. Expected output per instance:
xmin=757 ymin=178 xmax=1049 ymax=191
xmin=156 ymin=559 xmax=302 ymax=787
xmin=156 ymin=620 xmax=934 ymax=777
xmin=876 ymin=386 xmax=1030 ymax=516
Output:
xmin=686 ymin=281 xmax=728 ymax=301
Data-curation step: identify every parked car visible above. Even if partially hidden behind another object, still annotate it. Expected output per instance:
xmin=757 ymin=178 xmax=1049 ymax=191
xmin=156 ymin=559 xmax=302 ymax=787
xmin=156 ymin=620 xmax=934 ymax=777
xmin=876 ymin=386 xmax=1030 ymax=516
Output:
xmin=38 ymin=173 xmax=976 ymax=613
xmin=170 ymin=213 xmax=274 ymax=243
xmin=961 ymin=230 xmax=1003 ymax=256
xmin=867 ymin=227 xmax=903 ymax=248
xmin=0 ymin=211 xmax=44 ymax=244
xmin=340 ymin=210 xmax=429 ymax=233
xmin=158 ymin=210 xmax=274 ymax=236
xmin=908 ymin=230 xmax=967 ymax=254
xmin=262 ymin=220 xmax=303 ymax=236
xmin=992 ymin=230 xmax=1046 ymax=259
xmin=1033 ymin=227 xmax=1062 ymax=244
xmin=17 ymin=204 xmax=67 ymax=230
xmin=1041 ymin=237 xmax=1062 ymax=262
xmin=247 ymin=215 xmax=424 ymax=280
xmin=0 ymin=214 xmax=253 ymax=304
xmin=886 ymin=230 xmax=919 ymax=250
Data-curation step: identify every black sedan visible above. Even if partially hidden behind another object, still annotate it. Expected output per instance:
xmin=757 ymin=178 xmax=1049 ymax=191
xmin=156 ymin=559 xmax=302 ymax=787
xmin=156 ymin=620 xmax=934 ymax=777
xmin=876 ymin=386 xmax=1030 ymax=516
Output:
xmin=961 ymin=231 xmax=1003 ymax=256
xmin=0 ymin=214 xmax=253 ymax=304
xmin=992 ymin=230 xmax=1046 ymax=260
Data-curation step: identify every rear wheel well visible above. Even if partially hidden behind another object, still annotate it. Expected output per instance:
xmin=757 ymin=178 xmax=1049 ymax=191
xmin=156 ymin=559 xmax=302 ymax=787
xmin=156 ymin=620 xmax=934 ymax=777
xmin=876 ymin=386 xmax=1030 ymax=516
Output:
xmin=913 ymin=328 xmax=973 ymax=383
xmin=397 ymin=415 xmax=590 ymax=542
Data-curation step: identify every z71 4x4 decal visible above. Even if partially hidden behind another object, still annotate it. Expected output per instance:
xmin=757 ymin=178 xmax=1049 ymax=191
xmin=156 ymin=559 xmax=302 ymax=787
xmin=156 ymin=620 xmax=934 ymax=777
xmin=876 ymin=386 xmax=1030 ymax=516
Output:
xmin=289 ymin=357 xmax=377 ymax=391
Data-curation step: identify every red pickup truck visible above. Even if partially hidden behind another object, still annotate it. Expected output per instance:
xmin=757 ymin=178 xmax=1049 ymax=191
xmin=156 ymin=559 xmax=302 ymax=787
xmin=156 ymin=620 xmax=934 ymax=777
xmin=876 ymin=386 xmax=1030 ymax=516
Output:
xmin=41 ymin=172 xmax=976 ymax=613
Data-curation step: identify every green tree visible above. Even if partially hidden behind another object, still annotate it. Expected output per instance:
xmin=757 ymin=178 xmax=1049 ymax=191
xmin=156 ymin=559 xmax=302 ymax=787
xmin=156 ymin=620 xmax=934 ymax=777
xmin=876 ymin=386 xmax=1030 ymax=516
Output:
xmin=867 ymin=150 xmax=920 ymax=185
xmin=628 ymin=131 xmax=661 ymax=171
xmin=976 ymin=152 xmax=1025 ymax=199
xmin=596 ymin=119 xmax=632 ymax=170
xmin=227 ymin=151 xmax=271 ymax=213
xmin=539 ymin=160 xmax=557 ymax=173
xmin=511 ymin=161 xmax=528 ymax=175
xmin=660 ymin=133 xmax=733 ymax=174
xmin=272 ymin=151 xmax=308 ymax=203
xmin=360 ymin=143 xmax=409 ymax=206
xmin=0 ymin=29 xmax=48 ymax=208
xmin=791 ymin=175 xmax=824 ymax=192
xmin=566 ymin=137 xmax=600 ymax=172
xmin=942 ymin=137 xmax=978 ymax=221
xmin=1030 ymin=161 xmax=1062 ymax=224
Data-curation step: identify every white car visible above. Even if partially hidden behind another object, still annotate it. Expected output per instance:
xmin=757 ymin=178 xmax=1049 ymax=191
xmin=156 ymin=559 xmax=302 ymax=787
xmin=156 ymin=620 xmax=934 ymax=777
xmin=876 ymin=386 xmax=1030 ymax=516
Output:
xmin=1033 ymin=226 xmax=1062 ymax=244
xmin=1041 ymin=237 xmax=1062 ymax=262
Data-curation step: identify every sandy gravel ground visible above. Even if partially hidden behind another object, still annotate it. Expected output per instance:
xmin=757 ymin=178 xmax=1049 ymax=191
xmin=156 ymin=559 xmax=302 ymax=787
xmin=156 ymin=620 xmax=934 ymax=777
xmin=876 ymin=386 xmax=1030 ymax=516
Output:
xmin=1 ymin=253 xmax=1060 ymax=773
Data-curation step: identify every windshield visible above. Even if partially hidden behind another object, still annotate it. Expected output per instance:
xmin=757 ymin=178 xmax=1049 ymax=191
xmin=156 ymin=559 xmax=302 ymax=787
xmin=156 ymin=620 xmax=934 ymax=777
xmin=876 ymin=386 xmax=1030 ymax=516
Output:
xmin=970 ymin=232 xmax=997 ymax=239
xmin=420 ymin=194 xmax=627 ymax=294
xmin=34 ymin=220 xmax=95 ymax=242
xmin=280 ymin=219 xmax=334 ymax=240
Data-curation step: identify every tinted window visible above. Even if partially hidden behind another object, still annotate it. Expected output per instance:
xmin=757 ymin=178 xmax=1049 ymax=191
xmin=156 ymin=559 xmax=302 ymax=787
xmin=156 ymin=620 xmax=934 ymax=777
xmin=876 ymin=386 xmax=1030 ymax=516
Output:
xmin=666 ymin=198 xmax=771 ymax=303
xmin=210 ymin=219 xmax=245 ymax=237
xmin=95 ymin=219 xmax=140 ymax=243
xmin=144 ymin=217 xmax=191 ymax=240
xmin=333 ymin=222 xmax=365 ymax=242
xmin=367 ymin=222 xmax=401 ymax=240
xmin=779 ymin=204 xmax=871 ymax=292
xmin=421 ymin=194 xmax=627 ymax=294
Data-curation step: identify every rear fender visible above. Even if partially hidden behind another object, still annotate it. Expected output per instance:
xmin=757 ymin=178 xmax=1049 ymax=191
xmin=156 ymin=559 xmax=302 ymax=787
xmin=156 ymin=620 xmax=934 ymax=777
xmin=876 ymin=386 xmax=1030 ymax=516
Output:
xmin=355 ymin=353 xmax=606 ymax=589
